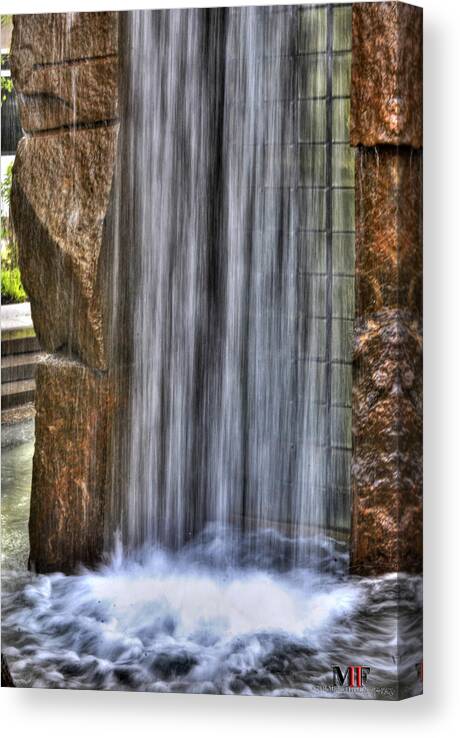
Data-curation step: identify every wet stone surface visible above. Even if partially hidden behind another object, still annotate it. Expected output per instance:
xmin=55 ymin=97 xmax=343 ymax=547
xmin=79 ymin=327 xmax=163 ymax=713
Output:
xmin=350 ymin=2 xmax=423 ymax=148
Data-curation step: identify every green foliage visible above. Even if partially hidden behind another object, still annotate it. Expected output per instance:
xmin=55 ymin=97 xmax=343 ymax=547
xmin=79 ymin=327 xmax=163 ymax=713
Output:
xmin=1 ymin=48 xmax=14 ymax=105
xmin=1 ymin=74 xmax=13 ymax=104
xmin=1 ymin=161 xmax=15 ymax=248
xmin=1 ymin=266 xmax=27 ymax=303
xmin=1 ymin=161 xmax=27 ymax=303
xmin=1 ymin=161 xmax=13 ymax=207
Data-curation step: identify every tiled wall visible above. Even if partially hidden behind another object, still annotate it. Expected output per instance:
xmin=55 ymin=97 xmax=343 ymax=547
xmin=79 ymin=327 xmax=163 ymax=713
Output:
xmin=298 ymin=4 xmax=354 ymax=529
xmin=227 ymin=3 xmax=355 ymax=530
xmin=297 ymin=4 xmax=354 ymax=530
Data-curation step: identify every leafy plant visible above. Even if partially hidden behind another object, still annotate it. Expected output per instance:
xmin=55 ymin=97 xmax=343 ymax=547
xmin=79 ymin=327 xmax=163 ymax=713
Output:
xmin=1 ymin=161 xmax=16 ymax=252
xmin=0 ymin=51 xmax=13 ymax=105
xmin=1 ymin=75 xmax=12 ymax=104
xmin=1 ymin=160 xmax=13 ymax=206
xmin=1 ymin=266 xmax=27 ymax=303
xmin=1 ymin=160 xmax=27 ymax=303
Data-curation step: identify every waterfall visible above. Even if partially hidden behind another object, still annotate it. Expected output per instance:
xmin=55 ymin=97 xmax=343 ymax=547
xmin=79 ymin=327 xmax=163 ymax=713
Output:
xmin=110 ymin=5 xmax=353 ymax=562
xmin=1 ymin=5 xmax=426 ymax=699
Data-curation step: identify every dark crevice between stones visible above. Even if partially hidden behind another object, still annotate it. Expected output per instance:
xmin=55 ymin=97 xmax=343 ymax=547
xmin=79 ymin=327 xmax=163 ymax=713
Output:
xmin=31 ymin=52 xmax=118 ymax=70
xmin=23 ymin=118 xmax=120 ymax=138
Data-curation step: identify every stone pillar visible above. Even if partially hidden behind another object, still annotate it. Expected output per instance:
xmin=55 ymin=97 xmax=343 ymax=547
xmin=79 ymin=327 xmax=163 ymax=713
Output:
xmin=350 ymin=2 xmax=422 ymax=574
xmin=29 ymin=358 xmax=114 ymax=573
xmin=10 ymin=12 xmax=119 ymax=573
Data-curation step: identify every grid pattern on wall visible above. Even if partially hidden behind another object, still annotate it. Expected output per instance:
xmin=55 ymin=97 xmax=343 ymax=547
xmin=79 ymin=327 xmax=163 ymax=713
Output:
xmin=316 ymin=3 xmax=354 ymax=530
xmin=227 ymin=3 xmax=355 ymax=531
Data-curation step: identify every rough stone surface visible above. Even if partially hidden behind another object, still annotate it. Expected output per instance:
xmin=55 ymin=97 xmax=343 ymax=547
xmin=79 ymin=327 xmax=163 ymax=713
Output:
xmin=13 ymin=57 xmax=118 ymax=132
xmin=350 ymin=2 xmax=423 ymax=575
xmin=29 ymin=355 xmax=114 ymax=574
xmin=10 ymin=12 xmax=118 ymax=83
xmin=10 ymin=12 xmax=118 ymax=132
xmin=351 ymin=233 xmax=422 ymax=576
xmin=355 ymin=146 xmax=422 ymax=317
xmin=11 ymin=124 xmax=119 ymax=370
xmin=350 ymin=2 xmax=423 ymax=147
xmin=351 ymin=156 xmax=423 ymax=575
xmin=351 ymin=310 xmax=422 ymax=575
xmin=10 ymin=11 xmax=120 ymax=573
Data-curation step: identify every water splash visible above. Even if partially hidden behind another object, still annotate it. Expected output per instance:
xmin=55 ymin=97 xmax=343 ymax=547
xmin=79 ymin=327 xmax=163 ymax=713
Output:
xmin=2 ymin=527 xmax=422 ymax=698
xmin=1 ymin=428 xmax=422 ymax=699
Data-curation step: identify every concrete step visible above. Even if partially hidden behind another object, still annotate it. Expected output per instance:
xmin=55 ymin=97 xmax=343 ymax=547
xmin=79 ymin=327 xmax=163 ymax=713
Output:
xmin=1 ymin=352 xmax=44 ymax=383
xmin=1 ymin=377 xmax=36 ymax=410
xmin=1 ymin=329 xmax=41 ymax=356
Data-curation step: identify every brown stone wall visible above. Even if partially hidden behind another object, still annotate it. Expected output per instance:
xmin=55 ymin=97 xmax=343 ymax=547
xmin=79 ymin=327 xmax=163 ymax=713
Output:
xmin=355 ymin=148 xmax=422 ymax=317
xmin=29 ymin=356 xmax=114 ymax=573
xmin=10 ymin=12 xmax=118 ymax=132
xmin=12 ymin=126 xmax=118 ymax=370
xmin=350 ymin=3 xmax=422 ymax=575
xmin=10 ymin=12 xmax=119 ymax=572
xmin=352 ymin=307 xmax=423 ymax=574
xmin=350 ymin=2 xmax=422 ymax=148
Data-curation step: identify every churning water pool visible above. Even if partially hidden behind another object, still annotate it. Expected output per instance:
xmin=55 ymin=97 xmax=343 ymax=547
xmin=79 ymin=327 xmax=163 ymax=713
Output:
xmin=1 ymin=420 xmax=422 ymax=699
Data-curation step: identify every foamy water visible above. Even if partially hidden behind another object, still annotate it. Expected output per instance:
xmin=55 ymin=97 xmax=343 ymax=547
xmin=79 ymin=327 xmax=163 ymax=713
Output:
xmin=2 ymin=529 xmax=422 ymax=699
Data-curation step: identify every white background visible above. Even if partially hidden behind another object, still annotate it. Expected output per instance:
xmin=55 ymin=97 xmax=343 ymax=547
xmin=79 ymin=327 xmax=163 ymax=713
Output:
xmin=1 ymin=0 xmax=459 ymax=734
